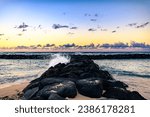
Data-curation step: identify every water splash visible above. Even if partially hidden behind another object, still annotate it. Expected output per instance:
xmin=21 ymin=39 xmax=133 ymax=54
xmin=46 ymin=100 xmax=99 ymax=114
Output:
xmin=49 ymin=54 xmax=70 ymax=67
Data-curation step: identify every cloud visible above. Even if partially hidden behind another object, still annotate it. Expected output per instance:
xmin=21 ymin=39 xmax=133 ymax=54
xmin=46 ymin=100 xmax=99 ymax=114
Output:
xmin=82 ymin=43 xmax=95 ymax=49
xmin=90 ymin=19 xmax=97 ymax=21
xmin=17 ymin=22 xmax=29 ymax=29
xmin=22 ymin=29 xmax=27 ymax=32
xmin=60 ymin=43 xmax=76 ymax=48
xmin=84 ymin=13 xmax=91 ymax=16
xmin=112 ymin=30 xmax=116 ymax=33
xmin=94 ymin=14 xmax=98 ymax=17
xmin=70 ymin=27 xmax=78 ymax=29
xmin=130 ymin=41 xmax=150 ymax=48
xmin=128 ymin=23 xmax=137 ymax=27
xmin=0 ymin=34 xmax=4 ymax=36
xmin=101 ymin=43 xmax=111 ymax=48
xmin=43 ymin=44 xmax=55 ymax=48
xmin=111 ymin=42 xmax=129 ymax=48
xmin=136 ymin=22 xmax=149 ymax=28
xmin=16 ymin=46 xmax=29 ymax=49
xmin=88 ymin=28 xmax=96 ymax=31
xmin=101 ymin=42 xmax=129 ymax=48
xmin=17 ymin=34 xmax=22 ymax=36
xmin=52 ymin=24 xmax=69 ymax=29
xmin=101 ymin=29 xmax=107 ymax=31
xmin=38 ymin=25 xmax=42 ymax=29
xmin=68 ymin=32 xmax=74 ymax=35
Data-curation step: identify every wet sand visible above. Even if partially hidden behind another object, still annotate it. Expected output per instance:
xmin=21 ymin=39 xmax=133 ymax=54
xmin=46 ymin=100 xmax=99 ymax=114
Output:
xmin=0 ymin=77 xmax=150 ymax=100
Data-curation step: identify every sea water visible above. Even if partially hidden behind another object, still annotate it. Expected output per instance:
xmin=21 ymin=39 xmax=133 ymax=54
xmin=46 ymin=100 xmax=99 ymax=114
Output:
xmin=0 ymin=53 xmax=150 ymax=85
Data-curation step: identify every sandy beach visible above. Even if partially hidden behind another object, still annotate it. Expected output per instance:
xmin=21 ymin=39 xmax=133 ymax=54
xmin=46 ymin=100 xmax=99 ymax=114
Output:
xmin=0 ymin=77 xmax=150 ymax=100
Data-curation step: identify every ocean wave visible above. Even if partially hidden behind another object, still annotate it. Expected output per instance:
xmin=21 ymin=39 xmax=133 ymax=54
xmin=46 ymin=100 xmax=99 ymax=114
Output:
xmin=101 ymin=66 xmax=150 ymax=78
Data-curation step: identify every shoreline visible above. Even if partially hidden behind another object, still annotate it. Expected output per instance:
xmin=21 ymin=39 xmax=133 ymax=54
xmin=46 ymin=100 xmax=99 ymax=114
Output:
xmin=0 ymin=77 xmax=150 ymax=100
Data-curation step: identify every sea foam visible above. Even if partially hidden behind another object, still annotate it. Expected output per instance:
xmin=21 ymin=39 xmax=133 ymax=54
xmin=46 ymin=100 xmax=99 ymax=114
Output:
xmin=49 ymin=54 xmax=70 ymax=67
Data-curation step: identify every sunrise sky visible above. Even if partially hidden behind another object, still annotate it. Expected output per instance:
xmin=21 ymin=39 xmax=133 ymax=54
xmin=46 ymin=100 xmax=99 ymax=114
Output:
xmin=0 ymin=0 xmax=150 ymax=50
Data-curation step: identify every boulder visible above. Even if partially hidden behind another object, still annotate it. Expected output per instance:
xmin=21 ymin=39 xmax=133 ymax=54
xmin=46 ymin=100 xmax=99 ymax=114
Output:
xmin=102 ymin=87 xmax=130 ymax=100
xmin=48 ymin=93 xmax=66 ymax=100
xmin=23 ymin=81 xmax=39 ymax=93
xmin=102 ymin=80 xmax=128 ymax=90
xmin=36 ymin=81 xmax=77 ymax=99
xmin=76 ymin=78 xmax=103 ymax=98
xmin=129 ymin=91 xmax=146 ymax=100
xmin=39 ymin=78 xmax=64 ymax=87
xmin=23 ymin=87 xmax=39 ymax=100
xmin=102 ymin=87 xmax=146 ymax=100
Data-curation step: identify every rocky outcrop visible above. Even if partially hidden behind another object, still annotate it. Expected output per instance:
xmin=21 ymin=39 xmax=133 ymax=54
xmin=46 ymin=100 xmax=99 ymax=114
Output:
xmin=22 ymin=57 xmax=146 ymax=100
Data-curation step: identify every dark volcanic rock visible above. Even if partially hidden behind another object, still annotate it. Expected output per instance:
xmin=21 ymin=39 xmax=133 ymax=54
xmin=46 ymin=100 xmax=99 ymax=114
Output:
xmin=76 ymin=78 xmax=103 ymax=98
xmin=102 ymin=80 xmax=128 ymax=90
xmin=23 ymin=87 xmax=39 ymax=100
xmin=22 ymin=57 xmax=146 ymax=100
xmin=57 ymin=81 xmax=77 ymax=98
xmin=48 ymin=93 xmax=66 ymax=100
xmin=36 ymin=81 xmax=77 ymax=99
xmin=39 ymin=78 xmax=64 ymax=87
xmin=23 ymin=81 xmax=39 ymax=93
xmin=129 ymin=91 xmax=146 ymax=100
xmin=103 ymin=87 xmax=146 ymax=100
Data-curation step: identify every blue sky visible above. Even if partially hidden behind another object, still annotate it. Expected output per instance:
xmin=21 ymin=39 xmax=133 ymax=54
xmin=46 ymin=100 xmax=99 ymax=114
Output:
xmin=1 ymin=0 xmax=150 ymax=27
xmin=0 ymin=0 xmax=150 ymax=49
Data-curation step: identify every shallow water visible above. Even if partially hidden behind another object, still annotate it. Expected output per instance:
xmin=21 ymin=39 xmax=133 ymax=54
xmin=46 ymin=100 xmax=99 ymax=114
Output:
xmin=94 ymin=59 xmax=150 ymax=79
xmin=0 ymin=59 xmax=49 ymax=84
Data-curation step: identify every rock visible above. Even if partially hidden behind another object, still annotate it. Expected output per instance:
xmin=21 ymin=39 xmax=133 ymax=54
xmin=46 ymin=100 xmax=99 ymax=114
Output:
xmin=48 ymin=93 xmax=66 ymax=100
xmin=103 ymin=88 xmax=146 ymax=100
xmin=39 ymin=78 xmax=64 ymax=87
xmin=57 ymin=81 xmax=77 ymax=98
xmin=129 ymin=91 xmax=146 ymax=100
xmin=97 ymin=70 xmax=114 ymax=80
xmin=36 ymin=81 xmax=77 ymax=99
xmin=102 ymin=87 xmax=130 ymax=100
xmin=76 ymin=78 xmax=103 ymax=98
xmin=23 ymin=87 xmax=39 ymax=100
xmin=23 ymin=81 xmax=39 ymax=93
xmin=22 ymin=57 xmax=146 ymax=100
xmin=102 ymin=80 xmax=128 ymax=90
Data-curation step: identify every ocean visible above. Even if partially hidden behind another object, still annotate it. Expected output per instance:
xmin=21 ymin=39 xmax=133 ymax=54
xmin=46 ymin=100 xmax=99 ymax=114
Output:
xmin=0 ymin=52 xmax=150 ymax=85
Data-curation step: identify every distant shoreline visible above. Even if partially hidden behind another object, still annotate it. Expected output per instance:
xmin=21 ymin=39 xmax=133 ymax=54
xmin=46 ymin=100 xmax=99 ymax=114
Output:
xmin=0 ymin=53 xmax=150 ymax=59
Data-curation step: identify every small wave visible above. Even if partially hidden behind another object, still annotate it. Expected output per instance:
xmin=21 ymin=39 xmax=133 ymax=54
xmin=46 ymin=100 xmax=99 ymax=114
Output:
xmin=115 ymin=70 xmax=150 ymax=78
xmin=49 ymin=54 xmax=70 ymax=67
xmin=109 ymin=69 xmax=150 ymax=78
xmin=98 ymin=65 xmax=150 ymax=78
xmin=0 ymin=74 xmax=38 ymax=84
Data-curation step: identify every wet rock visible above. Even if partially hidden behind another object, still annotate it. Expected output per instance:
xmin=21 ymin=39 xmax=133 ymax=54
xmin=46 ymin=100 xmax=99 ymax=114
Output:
xmin=76 ymin=78 xmax=103 ymax=98
xmin=23 ymin=87 xmax=39 ymax=100
xmin=23 ymin=81 xmax=39 ymax=93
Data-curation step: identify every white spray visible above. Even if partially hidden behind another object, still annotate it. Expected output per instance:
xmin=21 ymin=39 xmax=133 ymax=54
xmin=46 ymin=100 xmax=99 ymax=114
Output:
xmin=49 ymin=54 xmax=70 ymax=67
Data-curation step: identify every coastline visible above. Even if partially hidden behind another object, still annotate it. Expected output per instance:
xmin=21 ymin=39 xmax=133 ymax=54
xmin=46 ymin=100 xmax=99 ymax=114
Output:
xmin=0 ymin=77 xmax=150 ymax=100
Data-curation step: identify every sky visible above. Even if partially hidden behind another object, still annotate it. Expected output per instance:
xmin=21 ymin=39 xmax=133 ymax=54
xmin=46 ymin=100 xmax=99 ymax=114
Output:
xmin=0 ymin=0 xmax=150 ymax=51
